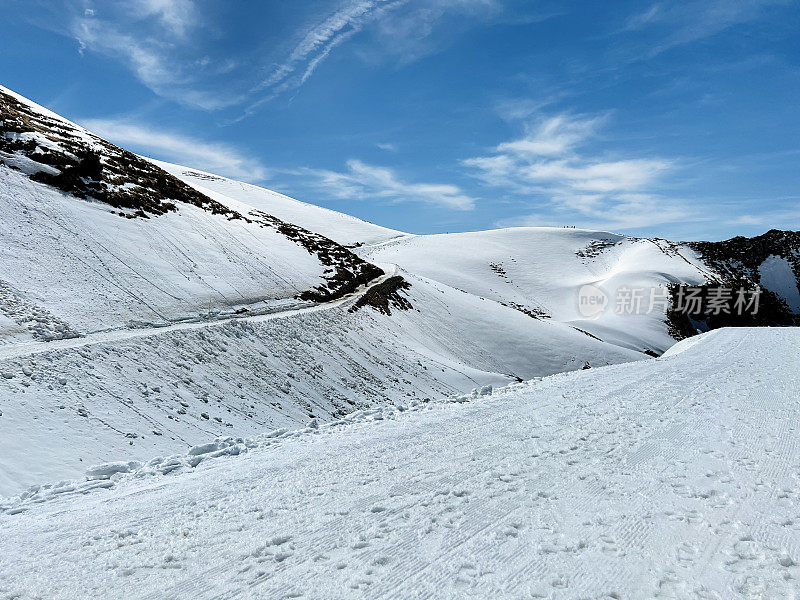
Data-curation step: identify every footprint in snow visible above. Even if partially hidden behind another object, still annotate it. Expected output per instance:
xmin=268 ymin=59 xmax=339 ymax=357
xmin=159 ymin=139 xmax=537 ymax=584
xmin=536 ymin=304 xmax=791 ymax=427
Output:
xmin=676 ymin=542 xmax=699 ymax=565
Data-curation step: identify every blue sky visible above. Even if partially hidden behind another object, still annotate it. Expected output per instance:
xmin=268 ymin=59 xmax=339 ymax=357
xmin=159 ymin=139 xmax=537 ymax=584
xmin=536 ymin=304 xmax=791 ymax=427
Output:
xmin=2 ymin=0 xmax=799 ymax=240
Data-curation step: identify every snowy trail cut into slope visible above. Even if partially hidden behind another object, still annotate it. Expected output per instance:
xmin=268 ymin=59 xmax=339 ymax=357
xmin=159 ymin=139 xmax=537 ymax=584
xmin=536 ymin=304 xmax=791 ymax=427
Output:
xmin=1 ymin=328 xmax=798 ymax=599
xmin=0 ymin=265 xmax=398 ymax=362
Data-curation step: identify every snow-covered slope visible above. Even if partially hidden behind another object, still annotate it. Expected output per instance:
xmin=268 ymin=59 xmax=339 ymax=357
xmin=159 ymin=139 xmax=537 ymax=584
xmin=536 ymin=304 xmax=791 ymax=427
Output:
xmin=0 ymin=166 xmax=327 ymax=335
xmin=154 ymin=159 xmax=402 ymax=247
xmin=360 ymin=228 xmax=717 ymax=354
xmin=0 ymin=267 xmax=641 ymax=495
xmin=0 ymin=84 xmax=385 ymax=338
xmin=2 ymin=328 xmax=798 ymax=599
xmin=2 ymin=83 xmax=799 ymax=503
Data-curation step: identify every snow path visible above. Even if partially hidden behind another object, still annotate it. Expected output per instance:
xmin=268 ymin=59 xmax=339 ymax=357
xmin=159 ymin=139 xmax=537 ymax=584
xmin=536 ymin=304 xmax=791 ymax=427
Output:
xmin=1 ymin=328 xmax=799 ymax=599
xmin=0 ymin=266 xmax=398 ymax=362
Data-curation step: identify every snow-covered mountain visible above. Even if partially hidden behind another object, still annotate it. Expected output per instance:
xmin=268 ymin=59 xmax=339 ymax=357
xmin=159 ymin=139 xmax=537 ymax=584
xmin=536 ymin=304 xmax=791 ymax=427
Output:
xmin=2 ymin=328 xmax=799 ymax=599
xmin=1 ymin=84 xmax=799 ymax=498
xmin=0 ymin=84 xmax=393 ymax=338
xmin=360 ymin=227 xmax=800 ymax=353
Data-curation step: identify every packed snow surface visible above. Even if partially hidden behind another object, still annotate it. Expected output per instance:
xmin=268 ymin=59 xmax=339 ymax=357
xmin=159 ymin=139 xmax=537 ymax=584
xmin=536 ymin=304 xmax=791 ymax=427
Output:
xmin=2 ymin=327 xmax=797 ymax=599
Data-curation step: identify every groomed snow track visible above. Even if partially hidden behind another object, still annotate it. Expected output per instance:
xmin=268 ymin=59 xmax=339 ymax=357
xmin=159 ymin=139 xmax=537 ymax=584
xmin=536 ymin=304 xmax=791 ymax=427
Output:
xmin=1 ymin=327 xmax=798 ymax=599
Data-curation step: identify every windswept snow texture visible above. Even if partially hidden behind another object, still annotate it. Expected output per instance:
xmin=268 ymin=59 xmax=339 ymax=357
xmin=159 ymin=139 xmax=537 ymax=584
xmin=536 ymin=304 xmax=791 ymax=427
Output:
xmin=1 ymin=328 xmax=798 ymax=599
xmin=360 ymin=229 xmax=715 ymax=354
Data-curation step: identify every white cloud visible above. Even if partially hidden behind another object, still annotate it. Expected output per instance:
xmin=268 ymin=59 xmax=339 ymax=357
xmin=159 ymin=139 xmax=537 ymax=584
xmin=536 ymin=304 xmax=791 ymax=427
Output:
xmin=525 ymin=158 xmax=671 ymax=193
xmin=81 ymin=118 xmax=268 ymax=182
xmin=496 ymin=114 xmax=606 ymax=157
xmin=493 ymin=95 xmax=564 ymax=122
xmin=729 ymin=214 xmax=768 ymax=226
xmin=463 ymin=111 xmax=692 ymax=231
xmin=302 ymin=159 xmax=476 ymax=210
xmin=73 ymin=18 xmax=171 ymax=91
xmin=622 ymin=0 xmax=788 ymax=58
xmin=69 ymin=1 xmax=244 ymax=110
xmin=130 ymin=0 xmax=197 ymax=37
xmin=724 ymin=203 xmax=800 ymax=227
xmin=623 ymin=3 xmax=662 ymax=30
xmin=248 ymin=0 xmax=407 ymax=112
xmin=363 ymin=0 xmax=501 ymax=65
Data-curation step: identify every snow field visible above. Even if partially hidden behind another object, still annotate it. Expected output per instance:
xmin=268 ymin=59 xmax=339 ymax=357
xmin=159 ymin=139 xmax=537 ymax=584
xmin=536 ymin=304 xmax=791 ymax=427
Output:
xmin=0 ymin=268 xmax=641 ymax=496
xmin=1 ymin=328 xmax=798 ymax=599
xmin=359 ymin=228 xmax=714 ymax=354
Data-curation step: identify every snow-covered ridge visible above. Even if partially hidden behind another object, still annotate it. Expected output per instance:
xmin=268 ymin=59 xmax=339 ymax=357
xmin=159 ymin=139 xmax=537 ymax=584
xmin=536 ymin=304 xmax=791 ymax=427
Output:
xmin=360 ymin=227 xmax=800 ymax=352
xmin=152 ymin=159 xmax=401 ymax=247
xmin=0 ymin=84 xmax=234 ymax=218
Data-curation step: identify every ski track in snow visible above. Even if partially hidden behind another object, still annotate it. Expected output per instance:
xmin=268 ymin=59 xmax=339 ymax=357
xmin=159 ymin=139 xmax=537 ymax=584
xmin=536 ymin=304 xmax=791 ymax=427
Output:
xmin=1 ymin=328 xmax=798 ymax=599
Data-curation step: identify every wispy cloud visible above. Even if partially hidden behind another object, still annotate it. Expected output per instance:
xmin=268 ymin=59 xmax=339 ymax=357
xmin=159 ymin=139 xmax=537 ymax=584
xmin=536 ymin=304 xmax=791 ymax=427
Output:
xmin=246 ymin=0 xmax=407 ymax=114
xmin=722 ymin=200 xmax=800 ymax=228
xmin=621 ymin=0 xmax=788 ymax=58
xmin=495 ymin=113 xmax=607 ymax=157
xmin=60 ymin=0 xmax=517 ymax=114
xmin=463 ymin=111 xmax=692 ymax=230
xmin=73 ymin=19 xmax=174 ymax=98
xmin=300 ymin=159 xmax=476 ymax=210
xmin=360 ymin=0 xmax=501 ymax=65
xmin=493 ymin=94 xmax=565 ymax=122
xmin=250 ymin=0 xmax=505 ymax=111
xmin=81 ymin=118 xmax=268 ymax=181
xmin=129 ymin=0 xmax=197 ymax=37
xmin=70 ymin=0 xmax=244 ymax=110
xmin=495 ymin=195 xmax=699 ymax=233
